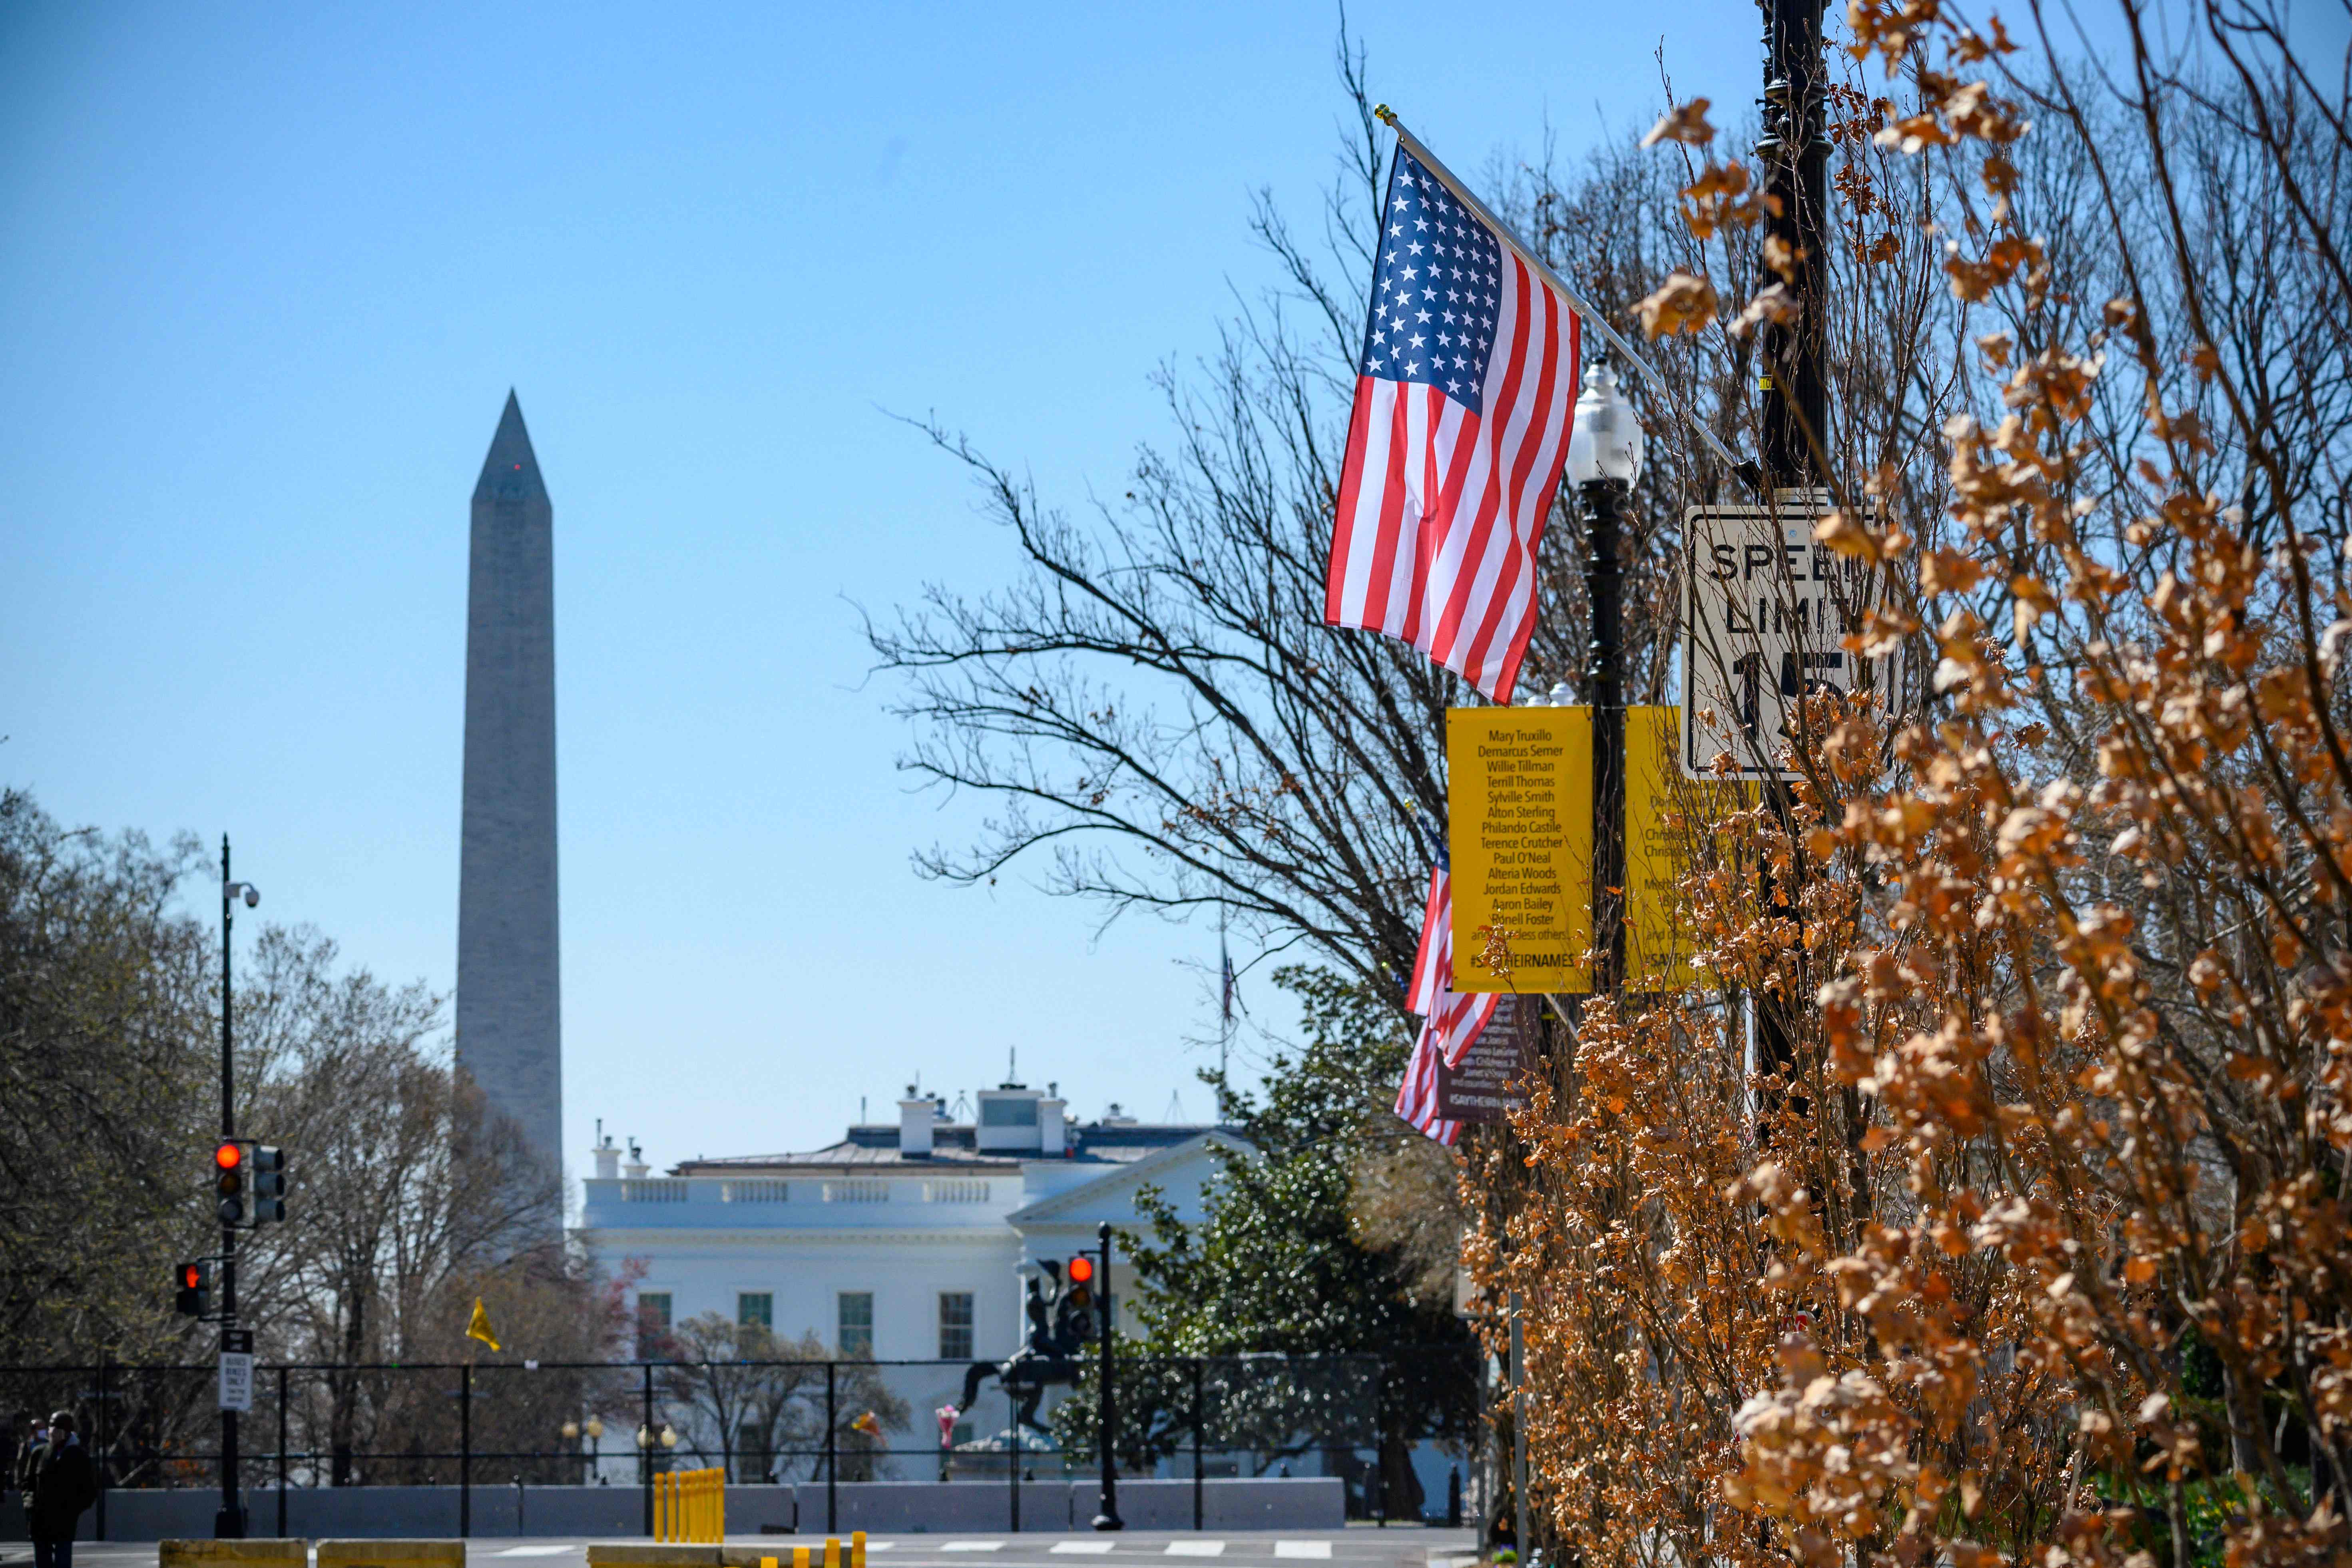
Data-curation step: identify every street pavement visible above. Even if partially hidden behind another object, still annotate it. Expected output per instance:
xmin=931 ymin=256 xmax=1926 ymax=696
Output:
xmin=10 ymin=1528 xmax=1481 ymax=1568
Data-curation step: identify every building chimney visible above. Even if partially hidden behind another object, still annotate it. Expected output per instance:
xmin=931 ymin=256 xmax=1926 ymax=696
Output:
xmin=621 ymin=1138 xmax=649 ymax=1180
xmin=899 ymin=1089 xmax=935 ymax=1158
xmin=1039 ymin=1093 xmax=1067 ymax=1156
xmin=591 ymin=1122 xmax=621 ymax=1181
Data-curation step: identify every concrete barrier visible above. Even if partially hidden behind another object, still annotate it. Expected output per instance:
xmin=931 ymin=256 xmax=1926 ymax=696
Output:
xmin=1198 ymin=1476 xmax=1345 ymax=1529
xmin=795 ymin=1482 xmax=1057 ymax=1534
xmin=319 ymin=1540 xmax=466 ymax=1568
xmin=77 ymin=1474 xmax=1338 ymax=1542
xmin=160 ymin=1540 xmax=308 ymax=1568
xmin=1062 ymin=1478 xmax=1342 ymax=1531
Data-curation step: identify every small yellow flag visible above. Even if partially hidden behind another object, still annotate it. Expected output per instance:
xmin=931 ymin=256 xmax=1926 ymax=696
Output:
xmin=466 ymin=1297 xmax=500 ymax=1352
xmin=850 ymin=1411 xmax=882 ymax=1438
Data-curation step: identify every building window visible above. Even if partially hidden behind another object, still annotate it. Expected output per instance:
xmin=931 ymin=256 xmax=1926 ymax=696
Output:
xmin=837 ymin=1291 xmax=874 ymax=1357
xmin=636 ymin=1292 xmax=673 ymax=1359
xmin=735 ymin=1422 xmax=771 ymax=1483
xmin=738 ymin=1292 xmax=773 ymax=1329
xmin=938 ymin=1291 xmax=974 ymax=1360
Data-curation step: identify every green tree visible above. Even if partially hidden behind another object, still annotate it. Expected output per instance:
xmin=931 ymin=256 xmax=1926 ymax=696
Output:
xmin=0 ymin=789 xmax=213 ymax=1368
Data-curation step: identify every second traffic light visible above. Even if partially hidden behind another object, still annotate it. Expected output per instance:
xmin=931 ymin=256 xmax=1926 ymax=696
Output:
xmin=175 ymin=1259 xmax=211 ymax=1317
xmin=1062 ymin=1253 xmax=1105 ymax=1339
xmin=249 ymin=1146 xmax=286 ymax=1224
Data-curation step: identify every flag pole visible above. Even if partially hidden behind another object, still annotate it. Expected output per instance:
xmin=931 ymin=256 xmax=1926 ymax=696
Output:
xmin=1374 ymin=106 xmax=1744 ymax=474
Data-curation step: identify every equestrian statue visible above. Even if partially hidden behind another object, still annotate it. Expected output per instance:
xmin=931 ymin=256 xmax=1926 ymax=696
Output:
xmin=950 ymin=1258 xmax=1097 ymax=1434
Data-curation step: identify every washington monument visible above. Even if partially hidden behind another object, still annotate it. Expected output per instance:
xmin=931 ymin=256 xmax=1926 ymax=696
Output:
xmin=456 ymin=391 xmax=562 ymax=1172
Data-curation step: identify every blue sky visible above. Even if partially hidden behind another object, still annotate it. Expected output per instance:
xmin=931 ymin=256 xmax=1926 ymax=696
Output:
xmin=0 ymin=2 xmax=1766 ymax=1175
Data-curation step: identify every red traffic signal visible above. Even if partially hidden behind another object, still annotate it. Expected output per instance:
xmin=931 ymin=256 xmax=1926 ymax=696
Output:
xmin=217 ymin=1142 xmax=247 ymax=1223
xmin=1067 ymin=1255 xmax=1095 ymax=1285
xmin=174 ymin=1259 xmax=211 ymax=1317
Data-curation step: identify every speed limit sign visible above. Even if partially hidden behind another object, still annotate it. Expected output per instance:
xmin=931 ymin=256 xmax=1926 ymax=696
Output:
xmin=1679 ymin=496 xmax=1898 ymax=780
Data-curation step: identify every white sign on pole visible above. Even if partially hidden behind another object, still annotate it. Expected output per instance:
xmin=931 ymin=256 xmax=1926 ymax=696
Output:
xmin=1680 ymin=495 xmax=1897 ymax=780
xmin=217 ymin=1351 xmax=254 ymax=1413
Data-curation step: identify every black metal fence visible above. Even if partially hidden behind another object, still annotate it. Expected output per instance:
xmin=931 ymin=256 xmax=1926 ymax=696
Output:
xmin=1 ymin=1353 xmax=1454 ymax=1534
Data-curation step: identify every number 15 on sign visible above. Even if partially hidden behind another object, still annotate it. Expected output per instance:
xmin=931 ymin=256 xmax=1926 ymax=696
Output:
xmin=1679 ymin=502 xmax=1898 ymax=781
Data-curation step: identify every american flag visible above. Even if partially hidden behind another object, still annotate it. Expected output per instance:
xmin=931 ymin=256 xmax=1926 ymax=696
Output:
xmin=1405 ymin=864 xmax=1500 ymax=1068
xmin=1326 ymin=145 xmax=1582 ymax=703
xmin=1394 ymin=1031 xmax=1460 ymax=1146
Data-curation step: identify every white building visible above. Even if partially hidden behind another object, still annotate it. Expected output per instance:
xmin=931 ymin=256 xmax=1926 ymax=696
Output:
xmin=574 ymin=1082 xmax=1465 ymax=1518
xmin=576 ymin=1082 xmax=1236 ymax=1427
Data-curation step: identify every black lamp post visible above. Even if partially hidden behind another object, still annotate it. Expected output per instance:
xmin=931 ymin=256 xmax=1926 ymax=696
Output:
xmin=1563 ymin=358 xmax=1646 ymax=994
xmin=218 ymin=839 xmax=260 ymax=1538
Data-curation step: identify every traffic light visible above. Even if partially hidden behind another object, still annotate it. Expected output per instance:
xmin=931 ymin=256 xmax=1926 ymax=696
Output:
xmin=215 ymin=1141 xmax=246 ymax=1225
xmin=175 ymin=1259 xmax=211 ymax=1317
xmin=249 ymin=1146 xmax=287 ymax=1224
xmin=1061 ymin=1254 xmax=1099 ymax=1339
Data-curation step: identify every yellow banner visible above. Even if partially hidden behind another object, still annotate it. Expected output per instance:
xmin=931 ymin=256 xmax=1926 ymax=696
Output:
xmin=1447 ymin=706 xmax=1747 ymax=994
xmin=1445 ymin=706 xmax=1593 ymax=993
xmin=1623 ymin=708 xmax=1751 ymax=988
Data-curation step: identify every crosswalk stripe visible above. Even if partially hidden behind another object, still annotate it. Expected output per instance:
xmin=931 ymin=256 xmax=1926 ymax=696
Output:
xmin=1050 ymin=1546 xmax=1118 ymax=1556
xmin=1164 ymin=1545 xmax=1226 ymax=1558
xmin=940 ymin=1545 xmax=1006 ymax=1554
xmin=1275 ymin=1546 xmax=1332 ymax=1560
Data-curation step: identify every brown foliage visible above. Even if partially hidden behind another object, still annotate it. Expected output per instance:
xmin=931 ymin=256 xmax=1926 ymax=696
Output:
xmin=1470 ymin=3 xmax=2352 ymax=1566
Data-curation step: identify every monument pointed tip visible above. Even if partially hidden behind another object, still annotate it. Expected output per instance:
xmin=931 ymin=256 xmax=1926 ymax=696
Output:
xmin=474 ymin=391 xmax=548 ymax=504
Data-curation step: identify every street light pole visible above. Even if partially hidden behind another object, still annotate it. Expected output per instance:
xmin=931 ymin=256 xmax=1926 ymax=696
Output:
xmin=216 ymin=837 xmax=253 ymax=1540
xmin=1565 ymin=357 xmax=1646 ymax=995
xmin=1759 ymin=0 xmax=1829 ymax=484
xmin=1754 ymin=0 xmax=1830 ymax=1089
xmin=1089 ymin=1222 xmax=1123 ymax=1530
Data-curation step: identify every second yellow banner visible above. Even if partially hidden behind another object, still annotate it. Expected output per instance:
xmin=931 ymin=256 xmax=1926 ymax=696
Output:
xmin=1446 ymin=705 xmax=1746 ymax=994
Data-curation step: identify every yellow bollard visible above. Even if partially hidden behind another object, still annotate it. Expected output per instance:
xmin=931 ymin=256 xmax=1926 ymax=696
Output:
xmin=824 ymin=1538 xmax=840 ymax=1568
xmin=763 ymin=1560 xmax=777 ymax=1568
xmin=852 ymin=1533 xmax=866 ymax=1568
xmin=794 ymin=1549 xmax=811 ymax=1568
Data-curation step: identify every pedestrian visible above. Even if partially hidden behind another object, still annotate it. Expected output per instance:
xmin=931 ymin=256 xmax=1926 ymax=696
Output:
xmin=17 ymin=1409 xmax=97 ymax=1568
xmin=6 ymin=1415 xmax=45 ymax=1502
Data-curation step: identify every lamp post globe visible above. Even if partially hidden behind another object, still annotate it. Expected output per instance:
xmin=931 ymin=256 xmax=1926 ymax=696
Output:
xmin=1564 ymin=355 xmax=1644 ymax=488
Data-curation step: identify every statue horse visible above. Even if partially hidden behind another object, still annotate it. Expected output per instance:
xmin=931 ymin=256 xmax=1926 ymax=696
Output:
xmin=952 ymin=1260 xmax=1093 ymax=1434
